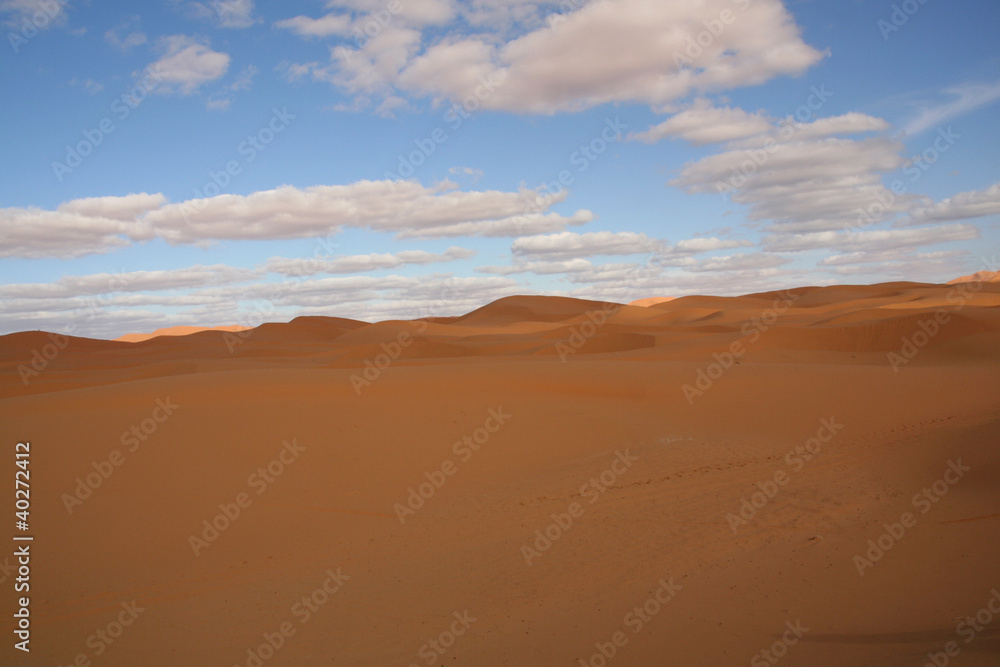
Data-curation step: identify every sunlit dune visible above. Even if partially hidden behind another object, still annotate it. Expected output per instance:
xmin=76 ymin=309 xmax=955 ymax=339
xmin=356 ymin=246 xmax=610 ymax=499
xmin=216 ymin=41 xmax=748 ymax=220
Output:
xmin=116 ymin=324 xmax=251 ymax=343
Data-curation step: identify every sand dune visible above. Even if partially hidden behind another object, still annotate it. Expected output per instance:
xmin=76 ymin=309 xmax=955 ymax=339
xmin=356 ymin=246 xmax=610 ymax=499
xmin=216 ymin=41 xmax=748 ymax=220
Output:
xmin=947 ymin=270 xmax=1000 ymax=285
xmin=1 ymin=280 xmax=999 ymax=666
xmin=115 ymin=324 xmax=252 ymax=343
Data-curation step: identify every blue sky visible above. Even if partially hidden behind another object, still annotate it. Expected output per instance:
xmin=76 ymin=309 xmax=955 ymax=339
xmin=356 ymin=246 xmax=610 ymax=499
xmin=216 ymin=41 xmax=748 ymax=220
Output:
xmin=1 ymin=0 xmax=998 ymax=338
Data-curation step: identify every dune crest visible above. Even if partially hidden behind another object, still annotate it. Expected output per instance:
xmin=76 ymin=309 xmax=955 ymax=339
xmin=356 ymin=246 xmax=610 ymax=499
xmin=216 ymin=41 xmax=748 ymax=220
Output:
xmin=116 ymin=324 xmax=251 ymax=343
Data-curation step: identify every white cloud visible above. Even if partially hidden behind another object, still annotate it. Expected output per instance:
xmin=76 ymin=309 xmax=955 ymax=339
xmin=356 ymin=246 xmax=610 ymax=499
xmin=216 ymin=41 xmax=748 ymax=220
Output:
xmin=186 ymin=0 xmax=258 ymax=28
xmin=903 ymin=81 xmax=1000 ymax=137
xmin=818 ymin=249 xmax=964 ymax=268
xmin=57 ymin=193 xmax=167 ymax=220
xmin=449 ymin=166 xmax=484 ymax=181
xmin=265 ymin=247 xmax=475 ymax=276
xmin=147 ymin=180 xmax=590 ymax=243
xmin=104 ymin=18 xmax=147 ymax=50
xmin=907 ymin=181 xmax=1000 ymax=224
xmin=511 ymin=231 xmax=665 ymax=260
xmin=688 ymin=252 xmax=788 ymax=272
xmin=0 ymin=213 xmax=149 ymax=259
xmin=671 ymin=237 xmax=753 ymax=253
xmin=477 ymin=257 xmax=598 ymax=276
xmin=780 ymin=112 xmax=890 ymax=142
xmin=276 ymin=12 xmax=352 ymax=37
xmin=763 ymin=223 xmax=979 ymax=253
xmin=327 ymin=0 xmax=457 ymax=27
xmin=630 ymin=100 xmax=773 ymax=145
xmin=0 ymin=265 xmax=259 ymax=299
xmin=0 ymin=182 xmax=590 ymax=258
xmin=290 ymin=0 xmax=824 ymax=114
xmin=673 ymin=127 xmax=913 ymax=234
xmin=149 ymin=35 xmax=230 ymax=94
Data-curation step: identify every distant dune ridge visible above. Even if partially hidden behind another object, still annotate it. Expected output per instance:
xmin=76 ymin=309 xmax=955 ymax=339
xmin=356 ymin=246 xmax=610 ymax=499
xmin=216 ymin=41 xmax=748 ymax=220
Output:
xmin=1 ymin=276 xmax=999 ymax=665
xmin=115 ymin=324 xmax=250 ymax=343
xmin=947 ymin=269 xmax=1000 ymax=285
xmin=2 ymin=278 xmax=999 ymax=396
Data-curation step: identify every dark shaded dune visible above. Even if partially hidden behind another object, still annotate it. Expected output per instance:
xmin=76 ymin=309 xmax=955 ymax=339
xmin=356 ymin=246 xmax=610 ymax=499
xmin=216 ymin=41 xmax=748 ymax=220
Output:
xmin=451 ymin=295 xmax=620 ymax=327
xmin=642 ymin=306 xmax=725 ymax=325
xmin=758 ymin=310 xmax=995 ymax=353
xmin=778 ymin=282 xmax=933 ymax=309
xmin=0 ymin=330 xmax=125 ymax=362
xmin=246 ymin=315 xmax=367 ymax=343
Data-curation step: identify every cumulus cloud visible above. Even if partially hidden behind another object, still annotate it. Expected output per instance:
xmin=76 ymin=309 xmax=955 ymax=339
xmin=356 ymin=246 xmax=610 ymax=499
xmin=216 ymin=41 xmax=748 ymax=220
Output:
xmin=265 ymin=247 xmax=475 ymax=276
xmin=57 ymin=193 xmax=167 ymax=220
xmin=629 ymin=100 xmax=773 ymax=145
xmin=0 ymin=193 xmax=163 ymax=259
xmin=0 ymin=265 xmax=259 ymax=299
xmin=149 ymin=35 xmax=230 ymax=94
xmin=284 ymin=0 xmax=824 ymax=114
xmin=906 ymin=181 xmax=1000 ymax=224
xmin=671 ymin=237 xmax=753 ymax=253
xmin=687 ymin=252 xmax=789 ymax=272
xmin=762 ymin=223 xmax=979 ymax=253
xmin=275 ymin=12 xmax=352 ymax=37
xmin=511 ymin=231 xmax=666 ymax=260
xmin=671 ymin=109 xmax=912 ymax=234
xmin=0 ymin=182 xmax=589 ymax=258
xmin=148 ymin=180 xmax=589 ymax=243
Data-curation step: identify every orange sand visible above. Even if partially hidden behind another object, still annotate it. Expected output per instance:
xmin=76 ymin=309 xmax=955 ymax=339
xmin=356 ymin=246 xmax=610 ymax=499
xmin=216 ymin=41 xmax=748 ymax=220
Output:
xmin=1 ymin=280 xmax=998 ymax=666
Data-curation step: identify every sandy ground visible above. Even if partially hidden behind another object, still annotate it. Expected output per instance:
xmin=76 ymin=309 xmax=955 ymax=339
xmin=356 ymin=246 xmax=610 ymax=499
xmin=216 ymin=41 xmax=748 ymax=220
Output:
xmin=1 ymin=281 xmax=999 ymax=666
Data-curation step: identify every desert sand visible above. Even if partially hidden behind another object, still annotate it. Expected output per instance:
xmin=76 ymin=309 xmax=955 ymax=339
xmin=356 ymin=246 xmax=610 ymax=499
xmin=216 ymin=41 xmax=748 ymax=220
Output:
xmin=115 ymin=325 xmax=252 ymax=344
xmin=1 ymin=280 xmax=999 ymax=666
